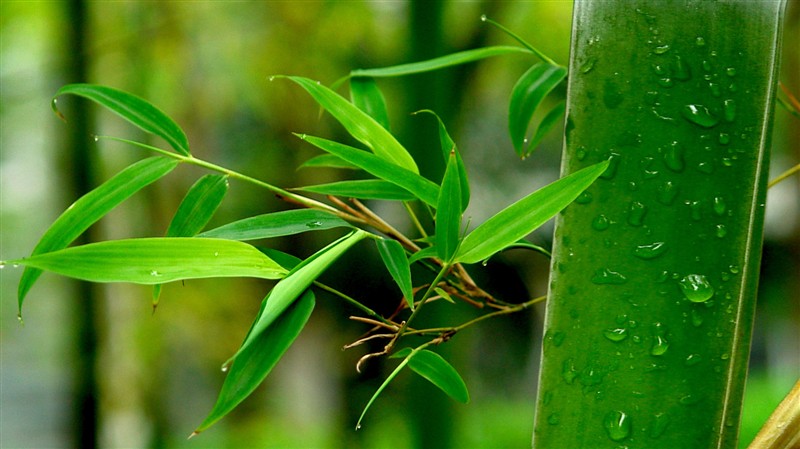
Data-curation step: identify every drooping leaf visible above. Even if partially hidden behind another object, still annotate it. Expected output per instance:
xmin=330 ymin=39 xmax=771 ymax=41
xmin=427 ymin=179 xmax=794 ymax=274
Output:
xmin=435 ymin=151 xmax=463 ymax=262
xmin=375 ymin=239 xmax=414 ymax=309
xmin=455 ymin=160 xmax=609 ymax=264
xmin=350 ymin=77 xmax=390 ymax=131
xmin=166 ymin=175 xmax=229 ymax=237
xmin=232 ymin=230 xmax=368 ymax=360
xmin=414 ymin=110 xmax=470 ymax=211
xmin=298 ymin=154 xmax=359 ymax=170
xmin=12 ymin=238 xmax=287 ymax=284
xmin=349 ymin=46 xmax=531 ymax=78
xmin=279 ymin=76 xmax=418 ymax=173
xmin=356 ymin=347 xmax=414 ymax=429
xmin=508 ymin=63 xmax=567 ymax=158
xmin=527 ymin=100 xmax=566 ymax=154
xmin=199 ymin=209 xmax=351 ymax=241
xmin=53 ymin=84 xmax=190 ymax=155
xmin=194 ymin=290 xmax=315 ymax=434
xmin=295 ymin=179 xmax=416 ymax=201
xmin=297 ymin=134 xmax=439 ymax=206
xmin=392 ymin=348 xmax=469 ymax=403
xmin=17 ymin=157 xmax=179 ymax=312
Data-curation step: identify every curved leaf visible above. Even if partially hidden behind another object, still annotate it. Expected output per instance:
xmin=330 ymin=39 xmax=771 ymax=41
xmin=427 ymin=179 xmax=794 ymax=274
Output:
xmin=436 ymin=151 xmax=463 ymax=262
xmin=53 ymin=84 xmax=190 ymax=155
xmin=17 ymin=157 xmax=179 ymax=312
xmin=349 ymin=46 xmax=531 ymax=78
xmin=166 ymin=174 xmax=229 ymax=237
xmin=527 ymin=100 xmax=566 ymax=153
xmin=11 ymin=238 xmax=287 ymax=284
xmin=295 ymin=179 xmax=416 ymax=201
xmin=455 ymin=160 xmax=609 ymax=264
xmin=414 ymin=110 xmax=470 ymax=210
xmin=297 ymin=134 xmax=439 ymax=206
xmin=199 ymin=209 xmax=351 ymax=241
xmin=350 ymin=77 xmax=390 ymax=130
xmin=193 ymin=290 xmax=315 ymax=434
xmin=508 ymin=63 xmax=567 ymax=157
xmin=393 ymin=348 xmax=469 ymax=404
xmin=280 ymin=76 xmax=418 ymax=173
xmin=375 ymin=238 xmax=414 ymax=309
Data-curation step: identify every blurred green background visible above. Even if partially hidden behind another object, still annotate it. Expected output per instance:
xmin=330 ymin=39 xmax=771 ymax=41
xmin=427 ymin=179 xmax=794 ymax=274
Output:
xmin=1 ymin=2 xmax=797 ymax=448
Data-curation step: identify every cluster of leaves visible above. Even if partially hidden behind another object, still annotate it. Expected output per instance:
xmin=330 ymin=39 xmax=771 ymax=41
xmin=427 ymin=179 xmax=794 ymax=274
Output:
xmin=3 ymin=19 xmax=609 ymax=435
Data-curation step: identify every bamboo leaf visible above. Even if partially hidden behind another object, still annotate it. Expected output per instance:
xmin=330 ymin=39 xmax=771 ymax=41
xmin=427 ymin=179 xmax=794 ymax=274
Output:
xmin=436 ymin=151 xmax=463 ymax=262
xmin=295 ymin=179 xmax=416 ymax=201
xmin=455 ymin=161 xmax=609 ymax=264
xmin=392 ymin=348 xmax=469 ymax=404
xmin=298 ymin=154 xmax=358 ymax=170
xmin=11 ymin=238 xmax=287 ymax=284
xmin=297 ymin=134 xmax=439 ymax=206
xmin=527 ymin=100 xmax=566 ymax=153
xmin=408 ymin=246 xmax=438 ymax=265
xmin=53 ymin=84 xmax=190 ymax=155
xmin=508 ymin=63 xmax=567 ymax=158
xmin=414 ymin=110 xmax=470 ymax=211
xmin=17 ymin=157 xmax=179 ymax=312
xmin=357 ymin=346 xmax=416 ymax=429
xmin=199 ymin=209 xmax=351 ymax=241
xmin=279 ymin=76 xmax=417 ymax=173
xmin=194 ymin=290 xmax=315 ymax=434
xmin=349 ymin=46 xmax=531 ymax=78
xmin=350 ymin=77 xmax=390 ymax=131
xmin=232 ymin=230 xmax=367 ymax=360
xmin=166 ymin=175 xmax=228 ymax=237
xmin=375 ymin=238 xmax=414 ymax=310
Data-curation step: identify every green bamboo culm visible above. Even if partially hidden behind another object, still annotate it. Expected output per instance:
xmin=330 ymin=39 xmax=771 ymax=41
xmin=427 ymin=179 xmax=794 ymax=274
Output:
xmin=533 ymin=2 xmax=786 ymax=449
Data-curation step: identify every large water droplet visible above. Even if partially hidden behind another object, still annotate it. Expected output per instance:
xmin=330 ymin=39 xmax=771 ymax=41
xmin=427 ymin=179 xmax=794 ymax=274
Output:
xmin=592 ymin=268 xmax=628 ymax=285
xmin=715 ymin=224 xmax=727 ymax=238
xmin=633 ymin=242 xmax=667 ymax=259
xmin=679 ymin=274 xmax=714 ymax=303
xmin=604 ymin=328 xmax=629 ymax=342
xmin=723 ymin=99 xmax=736 ymax=122
xmin=600 ymin=153 xmax=621 ymax=179
xmin=663 ymin=141 xmax=685 ymax=172
xmin=673 ymin=56 xmax=691 ymax=81
xmin=682 ymin=104 xmax=719 ymax=128
xmin=604 ymin=410 xmax=632 ymax=442
xmin=628 ymin=201 xmax=647 ymax=226
xmin=657 ymin=181 xmax=679 ymax=205
xmin=651 ymin=335 xmax=670 ymax=356
xmin=592 ymin=214 xmax=610 ymax=231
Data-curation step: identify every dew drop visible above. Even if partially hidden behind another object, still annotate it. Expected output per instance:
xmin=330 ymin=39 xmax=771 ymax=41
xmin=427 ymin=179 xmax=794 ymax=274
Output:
xmin=685 ymin=353 xmax=703 ymax=366
xmin=719 ymin=133 xmax=730 ymax=145
xmin=480 ymin=14 xmax=487 ymax=22
xmin=592 ymin=214 xmax=610 ymax=231
xmin=723 ymin=99 xmax=736 ymax=122
xmin=93 ymin=135 xmax=100 ymax=142
xmin=592 ymin=268 xmax=628 ymax=285
xmin=729 ymin=264 xmax=740 ymax=274
xmin=600 ymin=152 xmax=621 ymax=179
xmin=663 ymin=141 xmax=685 ymax=172
xmin=581 ymin=58 xmax=598 ymax=74
xmin=575 ymin=191 xmax=593 ymax=204
xmin=627 ymin=201 xmax=647 ymax=227
xmin=575 ymin=146 xmax=587 ymax=161
xmin=633 ymin=241 xmax=667 ymax=259
xmin=679 ymin=274 xmax=714 ymax=303
xmin=715 ymin=224 xmax=727 ymax=238
xmin=603 ymin=410 xmax=632 ymax=442
xmin=654 ymin=44 xmax=671 ymax=54
xmin=306 ymin=221 xmax=323 ymax=228
xmin=355 ymin=424 xmax=362 ymax=431
xmin=552 ymin=331 xmax=566 ymax=347
xmin=679 ymin=394 xmax=700 ymax=405
xmin=695 ymin=37 xmax=706 ymax=47
xmin=268 ymin=76 xmax=276 ymax=82
xmin=0 ymin=261 xmax=5 ymax=269
xmin=657 ymin=77 xmax=674 ymax=88
xmin=688 ymin=200 xmax=702 ymax=221
xmin=214 ymin=252 xmax=219 ymax=257
xmin=709 ymin=82 xmax=722 ymax=98
xmin=650 ymin=412 xmax=671 ymax=438
xmin=681 ymin=104 xmax=719 ymax=128
xmin=651 ymin=335 xmax=669 ymax=356
xmin=725 ymin=67 xmax=736 ymax=77
xmin=697 ymin=162 xmax=714 ymax=174
xmin=657 ymin=181 xmax=679 ymax=205
xmin=604 ymin=328 xmax=629 ymax=342
xmin=562 ymin=358 xmax=578 ymax=384
xmin=150 ymin=270 xmax=160 ymax=277
xmin=702 ymin=60 xmax=712 ymax=71
xmin=673 ymin=56 xmax=691 ymax=81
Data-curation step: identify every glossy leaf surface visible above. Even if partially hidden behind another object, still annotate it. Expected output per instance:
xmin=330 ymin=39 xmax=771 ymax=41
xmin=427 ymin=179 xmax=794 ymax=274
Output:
xmin=199 ymin=209 xmax=351 ymax=241
xmin=435 ymin=151 xmax=463 ymax=262
xmin=166 ymin=174 xmax=228 ymax=237
xmin=415 ymin=110 xmax=470 ymax=210
xmin=17 ymin=157 xmax=179 ymax=310
xmin=393 ymin=348 xmax=469 ymax=404
xmin=53 ymin=84 xmax=190 ymax=155
xmin=350 ymin=77 xmax=390 ymax=131
xmin=375 ymin=238 xmax=414 ymax=309
xmin=508 ymin=62 xmax=567 ymax=157
xmin=295 ymin=179 xmax=416 ymax=201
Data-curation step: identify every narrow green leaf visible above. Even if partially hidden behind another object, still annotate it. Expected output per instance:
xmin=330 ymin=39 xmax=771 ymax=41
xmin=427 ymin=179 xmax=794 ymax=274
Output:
xmin=436 ymin=151 xmax=462 ymax=261
xmin=295 ymin=179 xmax=416 ymax=201
xmin=357 ymin=347 xmax=415 ymax=429
xmin=508 ymin=63 xmax=567 ymax=157
xmin=456 ymin=160 xmax=609 ymax=264
xmin=298 ymin=154 xmax=359 ymax=170
xmin=18 ymin=157 xmax=179 ymax=312
xmin=199 ymin=209 xmax=351 ymax=241
xmin=350 ymin=77 xmax=390 ymax=131
xmin=527 ymin=100 xmax=566 ymax=153
xmin=279 ymin=76 xmax=418 ymax=173
xmin=166 ymin=175 xmax=228 ymax=237
xmin=53 ymin=84 xmax=190 ymax=155
xmin=12 ymin=238 xmax=287 ymax=284
xmin=194 ymin=290 xmax=315 ymax=434
xmin=392 ymin=348 xmax=469 ymax=404
xmin=297 ymin=134 xmax=439 ymax=206
xmin=375 ymin=239 xmax=414 ymax=310
xmin=350 ymin=46 xmax=531 ymax=78
xmin=408 ymin=246 xmax=438 ymax=265
xmin=233 ymin=230 xmax=368 ymax=360
xmin=414 ymin=110 xmax=470 ymax=211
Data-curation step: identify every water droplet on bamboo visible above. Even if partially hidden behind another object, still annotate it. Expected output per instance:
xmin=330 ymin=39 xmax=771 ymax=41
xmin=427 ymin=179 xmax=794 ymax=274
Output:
xmin=709 ymin=82 xmax=722 ymax=97
xmin=719 ymin=133 xmax=730 ymax=145
xmin=592 ymin=268 xmax=628 ymax=285
xmin=682 ymin=104 xmax=719 ymax=128
xmin=547 ymin=413 xmax=560 ymax=425
xmin=650 ymin=322 xmax=670 ymax=356
xmin=552 ymin=331 xmax=566 ymax=347
xmin=628 ymin=201 xmax=647 ymax=226
xmin=306 ymin=221 xmax=323 ymax=228
xmin=688 ymin=201 xmax=702 ymax=221
xmin=695 ymin=37 xmax=706 ymax=47
xmin=150 ymin=270 xmax=160 ymax=277
xmin=673 ymin=56 xmax=691 ymax=81
xmin=581 ymin=58 xmax=597 ymax=74
xmin=604 ymin=328 xmax=629 ymax=342
xmin=657 ymin=181 xmax=679 ymax=205
xmin=633 ymin=242 xmax=667 ymax=259
xmin=604 ymin=410 xmax=632 ymax=442
xmin=723 ymin=99 xmax=736 ymax=122
xmin=575 ymin=192 xmax=593 ymax=204
xmin=600 ymin=153 xmax=621 ymax=179
xmin=480 ymin=14 xmax=488 ymax=22
xmin=654 ymin=44 xmax=671 ymax=54
xmin=685 ymin=354 xmax=702 ymax=366
xmin=679 ymin=394 xmax=699 ymax=405
xmin=592 ymin=214 xmax=610 ymax=231
xmin=663 ymin=141 xmax=685 ymax=172
xmin=650 ymin=412 xmax=670 ymax=438
xmin=715 ymin=224 xmax=727 ymax=238
xmin=679 ymin=274 xmax=714 ymax=303
xmin=562 ymin=358 xmax=578 ymax=384
xmin=725 ymin=67 xmax=736 ymax=77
